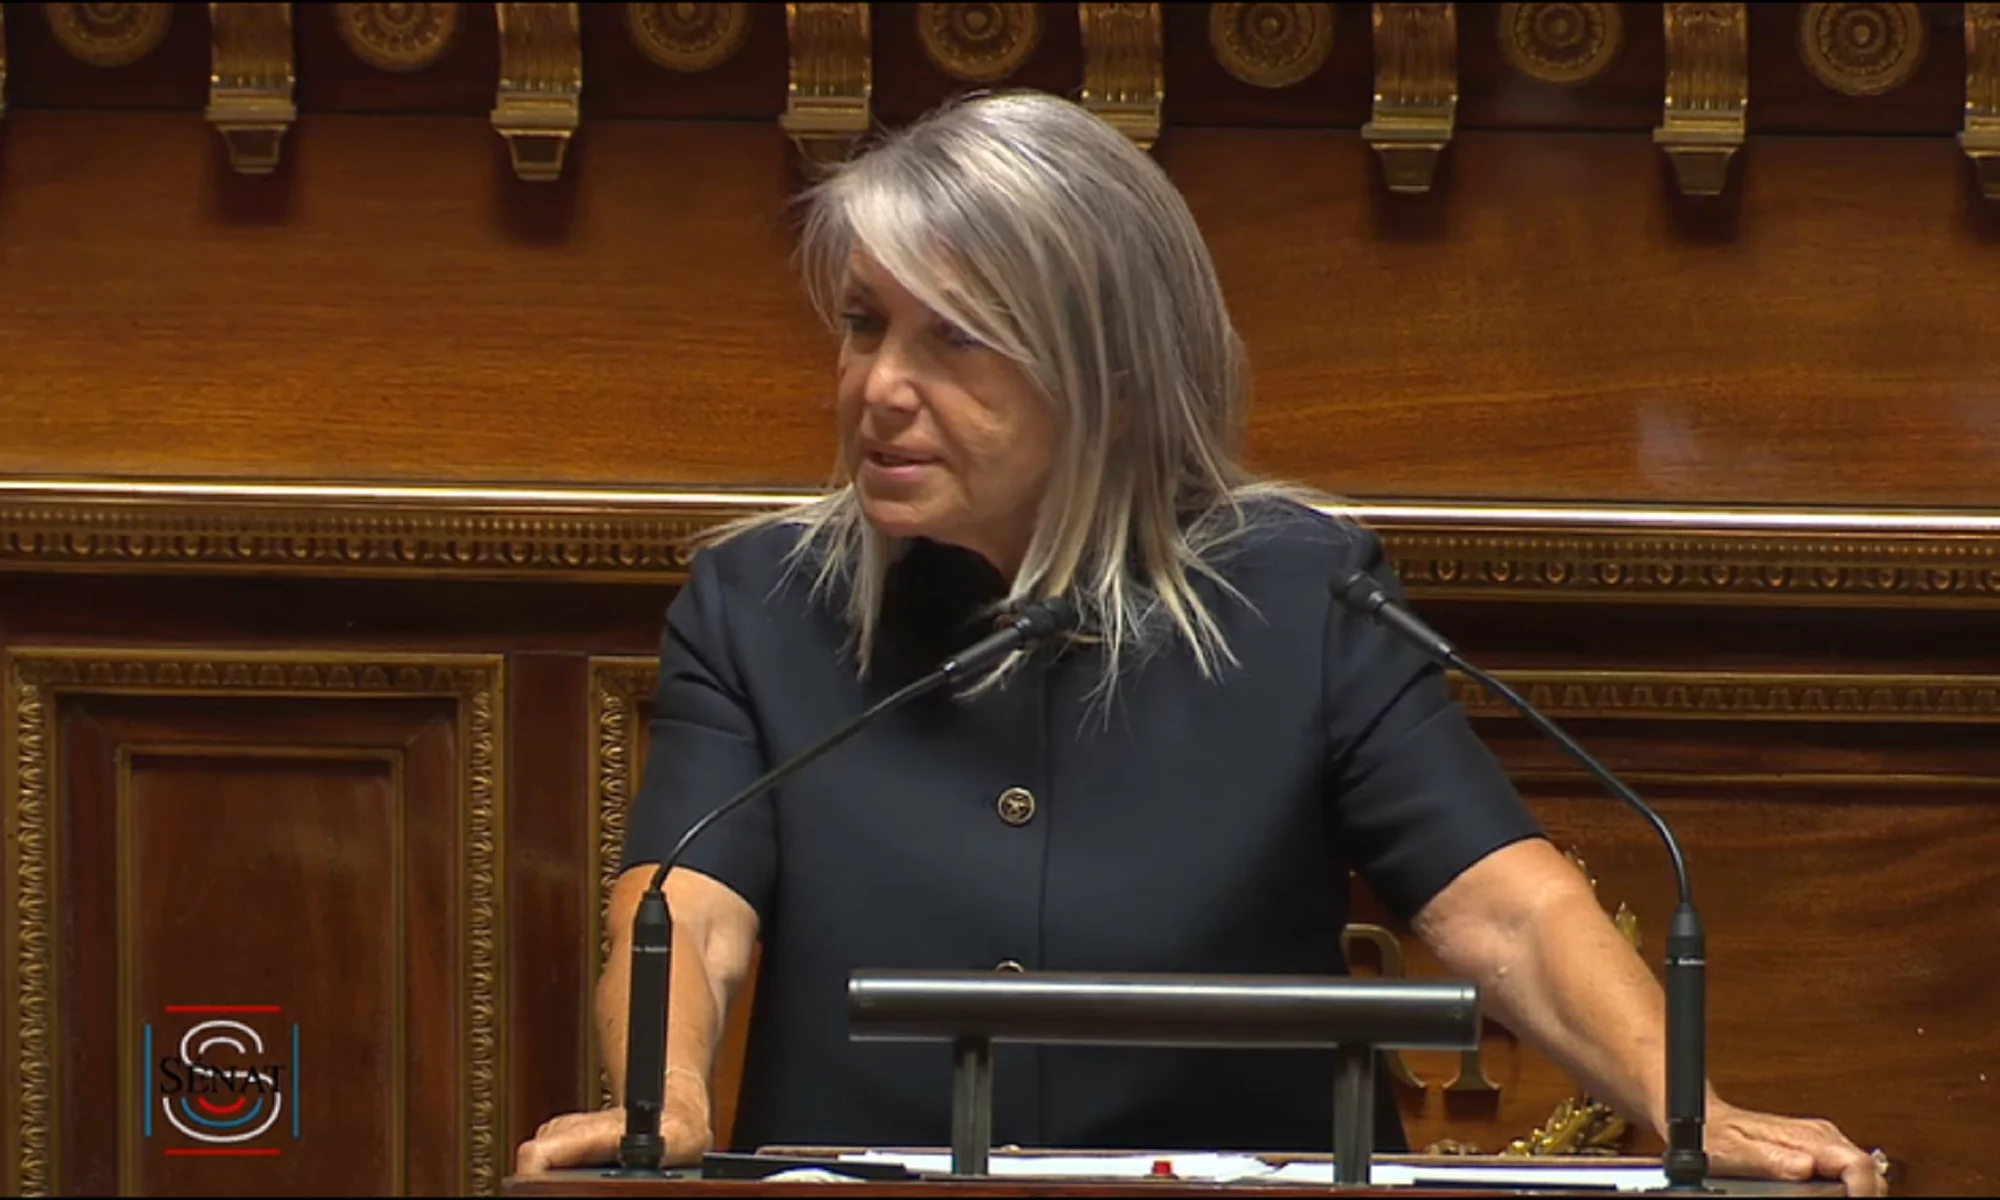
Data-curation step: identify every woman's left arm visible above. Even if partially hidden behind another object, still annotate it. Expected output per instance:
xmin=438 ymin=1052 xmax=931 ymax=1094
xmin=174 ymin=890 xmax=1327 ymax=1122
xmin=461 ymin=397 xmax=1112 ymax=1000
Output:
xmin=1411 ymin=837 xmax=1887 ymax=1197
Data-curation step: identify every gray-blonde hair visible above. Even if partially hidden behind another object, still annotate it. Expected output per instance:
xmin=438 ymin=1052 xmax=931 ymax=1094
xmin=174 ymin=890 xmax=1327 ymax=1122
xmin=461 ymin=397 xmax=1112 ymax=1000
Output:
xmin=716 ymin=90 xmax=1326 ymax=703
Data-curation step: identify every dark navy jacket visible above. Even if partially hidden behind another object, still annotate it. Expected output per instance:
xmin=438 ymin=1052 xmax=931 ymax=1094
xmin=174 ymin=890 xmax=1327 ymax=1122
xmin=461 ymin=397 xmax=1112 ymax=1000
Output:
xmin=622 ymin=499 xmax=1541 ymax=1154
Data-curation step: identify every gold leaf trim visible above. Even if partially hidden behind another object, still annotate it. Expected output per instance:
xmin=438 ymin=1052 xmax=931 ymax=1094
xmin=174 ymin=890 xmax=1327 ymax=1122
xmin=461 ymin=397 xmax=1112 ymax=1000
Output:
xmin=336 ymin=1 xmax=463 ymax=72
xmin=628 ymin=2 xmax=752 ymax=73
xmin=493 ymin=1 xmax=582 ymax=181
xmin=1965 ymin=3 xmax=2000 ymax=199
xmin=1448 ymin=670 xmax=2000 ymax=723
xmin=1654 ymin=3 xmax=1747 ymax=196
xmin=1362 ymin=3 xmax=1458 ymax=193
xmin=1798 ymin=2 xmax=1924 ymax=97
xmin=1209 ymin=2 xmax=1335 ymax=90
xmin=781 ymin=2 xmax=871 ymax=165
xmin=1078 ymin=2 xmax=1163 ymax=150
xmin=12 ymin=486 xmax=2000 ymax=607
xmin=8 ymin=668 xmax=52 ymax=1196
xmin=587 ymin=657 xmax=657 ymax=1108
xmin=207 ymin=2 xmax=297 ymax=175
xmin=917 ymin=1 xmax=1040 ymax=84
xmin=1498 ymin=2 xmax=1622 ymax=87
xmin=44 ymin=2 xmax=171 ymax=68
xmin=5 ymin=650 xmax=505 ymax=1196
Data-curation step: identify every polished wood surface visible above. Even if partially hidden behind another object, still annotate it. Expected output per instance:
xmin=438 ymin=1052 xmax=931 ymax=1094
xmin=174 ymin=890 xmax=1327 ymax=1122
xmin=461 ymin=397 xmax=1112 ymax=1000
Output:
xmin=1 ymin=109 xmax=1995 ymax=502
xmin=44 ymin=687 xmax=474 ymax=1196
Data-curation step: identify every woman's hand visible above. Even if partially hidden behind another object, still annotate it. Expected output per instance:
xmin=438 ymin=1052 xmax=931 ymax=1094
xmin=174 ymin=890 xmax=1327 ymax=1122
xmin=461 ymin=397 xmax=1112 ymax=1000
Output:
xmin=1705 ymin=1099 xmax=1887 ymax=1197
xmin=514 ymin=1074 xmax=712 ymax=1176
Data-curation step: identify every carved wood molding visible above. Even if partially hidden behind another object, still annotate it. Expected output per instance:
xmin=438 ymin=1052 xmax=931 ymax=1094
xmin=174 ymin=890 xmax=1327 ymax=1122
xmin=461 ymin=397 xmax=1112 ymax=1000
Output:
xmin=1654 ymin=3 xmax=1748 ymax=197
xmin=1362 ymin=3 xmax=1458 ymax=194
xmin=11 ymin=483 xmax=2000 ymax=608
xmin=587 ymin=655 xmax=657 ymax=1109
xmin=3 ymin=650 xmax=506 ymax=1197
xmin=206 ymin=2 xmax=298 ymax=175
xmin=781 ymin=2 xmax=871 ymax=166
xmin=492 ymin=1 xmax=582 ymax=182
xmin=1209 ymin=3 xmax=1337 ymax=91
xmin=1449 ymin=669 xmax=2000 ymax=724
xmin=336 ymin=1 xmax=464 ymax=72
xmin=1078 ymin=2 xmax=1164 ymax=151
xmin=1967 ymin=3 xmax=2000 ymax=199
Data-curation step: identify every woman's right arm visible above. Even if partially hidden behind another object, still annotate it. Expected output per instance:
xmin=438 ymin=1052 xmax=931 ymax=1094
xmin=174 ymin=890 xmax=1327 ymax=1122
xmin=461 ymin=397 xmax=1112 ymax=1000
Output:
xmin=598 ymin=864 xmax=760 ymax=1131
xmin=517 ymin=863 xmax=759 ymax=1173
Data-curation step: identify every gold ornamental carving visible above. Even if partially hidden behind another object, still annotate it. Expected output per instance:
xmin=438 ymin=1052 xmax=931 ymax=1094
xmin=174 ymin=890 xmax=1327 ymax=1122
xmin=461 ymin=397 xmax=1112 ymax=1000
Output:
xmin=917 ymin=1 xmax=1040 ymax=84
xmin=6 ymin=651 xmax=506 ymax=1197
xmin=335 ymin=1 xmax=463 ymax=72
xmin=1209 ymin=3 xmax=1334 ymax=89
xmin=1799 ymin=2 xmax=1925 ymax=97
xmin=14 ymin=483 xmax=2000 ymax=607
xmin=1654 ymin=3 xmax=1747 ymax=197
xmin=589 ymin=656 xmax=657 ymax=1107
xmin=1498 ymin=2 xmax=1622 ymax=87
xmin=1078 ymin=2 xmax=1163 ymax=150
xmin=206 ymin=3 xmax=296 ymax=175
xmin=781 ymin=2 xmax=871 ymax=166
xmin=44 ymin=1 xmax=172 ymax=67
xmin=1965 ymin=3 xmax=2000 ymax=199
xmin=1361 ymin=3 xmax=1458 ymax=194
xmin=493 ymin=1 xmax=582 ymax=182
xmin=629 ymin=1 xmax=752 ymax=73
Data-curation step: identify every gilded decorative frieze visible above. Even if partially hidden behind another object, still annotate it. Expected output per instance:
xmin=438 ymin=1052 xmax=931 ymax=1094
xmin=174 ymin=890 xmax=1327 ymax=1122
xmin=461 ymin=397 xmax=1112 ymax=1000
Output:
xmin=492 ymin=1 xmax=582 ymax=182
xmin=1361 ymin=3 xmax=1458 ymax=194
xmin=917 ymin=1 xmax=1040 ymax=85
xmin=1497 ymin=2 xmax=1622 ymax=87
xmin=1966 ymin=3 xmax=2000 ymax=199
xmin=1209 ymin=3 xmax=1335 ymax=90
xmin=1448 ymin=670 xmax=2000 ymax=723
xmin=206 ymin=2 xmax=296 ymax=175
xmin=5 ymin=650 xmax=505 ymax=1197
xmin=588 ymin=656 xmax=657 ymax=1107
xmin=1654 ymin=3 xmax=1747 ymax=196
xmin=1799 ymin=2 xmax=1925 ymax=97
xmin=44 ymin=1 xmax=171 ymax=67
xmin=335 ymin=1 xmax=462 ymax=72
xmin=10 ymin=484 xmax=2000 ymax=609
xmin=629 ymin=1 xmax=752 ymax=73
xmin=1078 ymin=2 xmax=1163 ymax=150
xmin=781 ymin=2 xmax=871 ymax=165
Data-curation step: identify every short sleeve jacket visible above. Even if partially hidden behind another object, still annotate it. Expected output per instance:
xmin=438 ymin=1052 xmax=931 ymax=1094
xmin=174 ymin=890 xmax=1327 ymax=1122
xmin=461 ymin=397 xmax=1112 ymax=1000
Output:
xmin=620 ymin=499 xmax=1542 ymax=1154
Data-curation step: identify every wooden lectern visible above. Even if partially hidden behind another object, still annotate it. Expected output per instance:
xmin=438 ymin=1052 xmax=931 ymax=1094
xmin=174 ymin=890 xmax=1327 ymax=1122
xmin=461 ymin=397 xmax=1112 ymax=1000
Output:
xmin=502 ymin=1155 xmax=1843 ymax=1197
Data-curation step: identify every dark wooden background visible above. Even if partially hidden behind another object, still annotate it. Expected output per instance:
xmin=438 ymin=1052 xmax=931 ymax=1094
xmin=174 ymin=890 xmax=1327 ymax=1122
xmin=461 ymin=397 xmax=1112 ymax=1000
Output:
xmin=3 ymin=3 xmax=1997 ymax=1197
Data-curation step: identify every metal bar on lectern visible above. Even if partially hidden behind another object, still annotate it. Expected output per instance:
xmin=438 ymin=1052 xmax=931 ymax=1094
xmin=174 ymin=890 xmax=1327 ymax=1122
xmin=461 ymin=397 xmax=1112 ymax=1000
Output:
xmin=1333 ymin=1044 xmax=1375 ymax=1185
xmin=848 ymin=969 xmax=1481 ymax=1180
xmin=951 ymin=1036 xmax=993 ymax=1177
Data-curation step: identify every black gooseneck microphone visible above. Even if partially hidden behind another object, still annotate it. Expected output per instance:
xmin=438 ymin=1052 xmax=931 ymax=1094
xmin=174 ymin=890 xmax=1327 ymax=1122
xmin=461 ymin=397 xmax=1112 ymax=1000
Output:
xmin=1330 ymin=569 xmax=1711 ymax=1193
xmin=615 ymin=595 xmax=1082 ymax=1174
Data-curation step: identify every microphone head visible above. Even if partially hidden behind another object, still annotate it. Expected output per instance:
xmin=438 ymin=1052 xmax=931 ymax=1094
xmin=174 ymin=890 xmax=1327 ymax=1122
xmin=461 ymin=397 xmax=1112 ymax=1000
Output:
xmin=1329 ymin=569 xmax=1387 ymax=615
xmin=1017 ymin=595 xmax=1080 ymax=638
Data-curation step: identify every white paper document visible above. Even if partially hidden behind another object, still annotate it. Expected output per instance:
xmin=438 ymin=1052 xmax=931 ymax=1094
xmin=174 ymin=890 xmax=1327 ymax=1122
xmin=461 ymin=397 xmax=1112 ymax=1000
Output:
xmin=1271 ymin=1159 xmax=1669 ymax=1190
xmin=837 ymin=1149 xmax=1668 ymax=1189
xmin=835 ymin=1150 xmax=1272 ymax=1181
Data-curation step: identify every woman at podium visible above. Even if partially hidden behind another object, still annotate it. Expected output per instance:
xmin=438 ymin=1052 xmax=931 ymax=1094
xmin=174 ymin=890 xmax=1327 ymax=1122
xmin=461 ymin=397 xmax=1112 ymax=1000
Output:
xmin=516 ymin=91 xmax=1881 ymax=1196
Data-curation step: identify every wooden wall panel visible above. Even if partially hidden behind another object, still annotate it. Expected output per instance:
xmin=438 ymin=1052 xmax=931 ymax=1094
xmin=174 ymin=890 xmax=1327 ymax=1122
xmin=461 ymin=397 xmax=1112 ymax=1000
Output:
xmin=4 ymin=651 xmax=507 ymax=1197
xmin=1 ymin=108 xmax=1996 ymax=504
